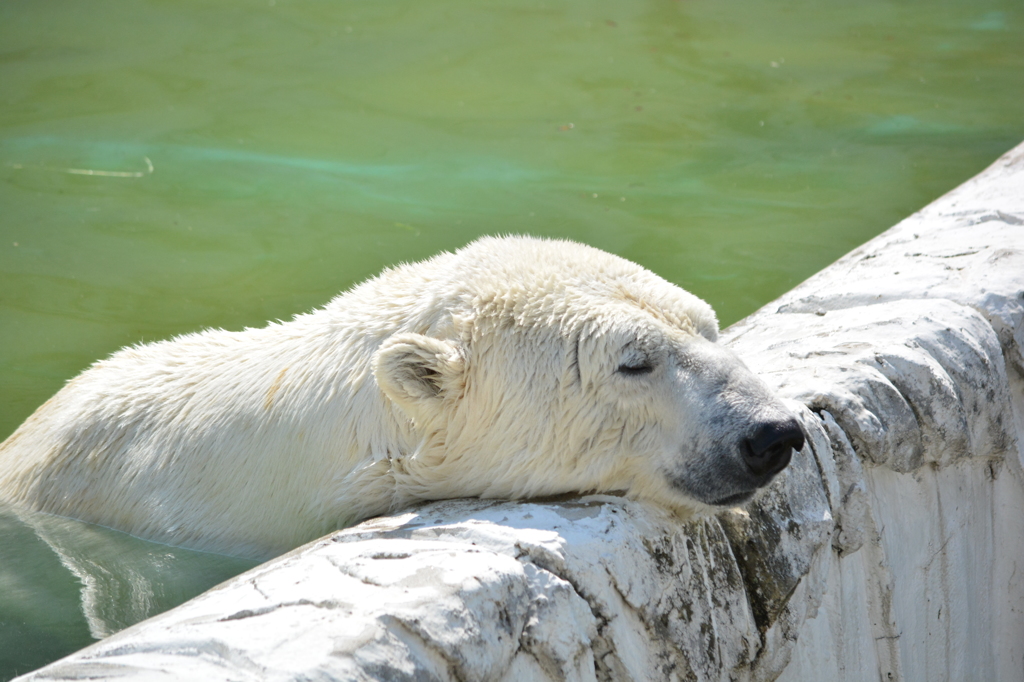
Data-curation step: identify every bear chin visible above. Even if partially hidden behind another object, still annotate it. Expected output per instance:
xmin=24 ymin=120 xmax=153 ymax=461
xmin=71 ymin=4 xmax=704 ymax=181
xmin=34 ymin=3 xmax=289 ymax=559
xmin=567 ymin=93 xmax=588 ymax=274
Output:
xmin=709 ymin=491 xmax=758 ymax=507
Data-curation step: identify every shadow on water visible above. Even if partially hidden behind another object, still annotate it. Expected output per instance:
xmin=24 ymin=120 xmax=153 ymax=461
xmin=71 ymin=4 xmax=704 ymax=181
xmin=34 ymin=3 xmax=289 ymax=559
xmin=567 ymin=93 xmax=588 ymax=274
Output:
xmin=0 ymin=504 xmax=257 ymax=681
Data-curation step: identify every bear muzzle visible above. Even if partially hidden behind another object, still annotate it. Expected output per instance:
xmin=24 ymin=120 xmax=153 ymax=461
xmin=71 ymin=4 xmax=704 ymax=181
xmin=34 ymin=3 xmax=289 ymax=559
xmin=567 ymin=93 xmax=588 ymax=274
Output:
xmin=668 ymin=415 xmax=804 ymax=508
xmin=706 ymin=417 xmax=803 ymax=506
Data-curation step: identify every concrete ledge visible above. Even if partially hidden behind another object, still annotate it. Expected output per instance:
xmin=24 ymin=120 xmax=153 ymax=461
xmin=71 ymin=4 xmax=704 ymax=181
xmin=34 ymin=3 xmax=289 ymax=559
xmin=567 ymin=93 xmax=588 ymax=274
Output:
xmin=19 ymin=142 xmax=1024 ymax=682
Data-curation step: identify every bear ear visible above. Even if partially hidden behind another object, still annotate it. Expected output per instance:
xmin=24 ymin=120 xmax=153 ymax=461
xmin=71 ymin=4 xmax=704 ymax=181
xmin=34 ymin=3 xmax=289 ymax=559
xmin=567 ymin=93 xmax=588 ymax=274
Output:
xmin=372 ymin=333 xmax=466 ymax=418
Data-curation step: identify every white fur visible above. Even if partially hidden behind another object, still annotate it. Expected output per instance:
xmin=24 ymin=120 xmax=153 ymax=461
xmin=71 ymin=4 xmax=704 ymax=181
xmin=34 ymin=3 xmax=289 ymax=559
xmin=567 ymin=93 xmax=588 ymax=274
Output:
xmin=0 ymin=236 xmax=795 ymax=559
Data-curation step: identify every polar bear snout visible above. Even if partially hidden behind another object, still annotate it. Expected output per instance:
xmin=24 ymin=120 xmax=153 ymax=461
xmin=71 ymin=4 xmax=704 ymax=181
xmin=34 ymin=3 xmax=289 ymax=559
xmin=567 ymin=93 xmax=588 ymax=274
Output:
xmin=742 ymin=418 xmax=803 ymax=478
xmin=659 ymin=337 xmax=804 ymax=510
xmin=676 ymin=414 xmax=800 ymax=508
xmin=687 ymin=415 xmax=802 ymax=508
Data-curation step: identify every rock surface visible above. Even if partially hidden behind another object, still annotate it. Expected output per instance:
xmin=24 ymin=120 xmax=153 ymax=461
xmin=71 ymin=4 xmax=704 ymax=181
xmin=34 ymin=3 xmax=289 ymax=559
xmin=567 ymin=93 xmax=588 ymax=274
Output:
xmin=17 ymin=142 xmax=1024 ymax=682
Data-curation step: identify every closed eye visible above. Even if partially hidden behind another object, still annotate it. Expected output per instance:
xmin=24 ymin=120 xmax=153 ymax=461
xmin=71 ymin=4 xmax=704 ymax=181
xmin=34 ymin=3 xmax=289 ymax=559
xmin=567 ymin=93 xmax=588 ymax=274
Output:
xmin=617 ymin=361 xmax=654 ymax=376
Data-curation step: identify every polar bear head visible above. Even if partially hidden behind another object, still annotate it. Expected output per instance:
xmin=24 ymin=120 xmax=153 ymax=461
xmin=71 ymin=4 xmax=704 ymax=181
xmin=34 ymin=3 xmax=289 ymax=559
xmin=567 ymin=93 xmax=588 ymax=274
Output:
xmin=372 ymin=236 xmax=802 ymax=515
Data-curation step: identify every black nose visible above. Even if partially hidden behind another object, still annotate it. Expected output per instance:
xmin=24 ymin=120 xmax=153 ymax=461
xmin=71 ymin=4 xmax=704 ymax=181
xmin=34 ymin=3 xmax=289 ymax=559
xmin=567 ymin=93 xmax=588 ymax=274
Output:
xmin=742 ymin=419 xmax=803 ymax=477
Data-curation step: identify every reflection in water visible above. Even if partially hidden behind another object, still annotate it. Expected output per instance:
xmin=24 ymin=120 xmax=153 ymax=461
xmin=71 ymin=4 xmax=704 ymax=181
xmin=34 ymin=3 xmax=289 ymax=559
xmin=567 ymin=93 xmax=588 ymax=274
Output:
xmin=0 ymin=505 xmax=256 ymax=679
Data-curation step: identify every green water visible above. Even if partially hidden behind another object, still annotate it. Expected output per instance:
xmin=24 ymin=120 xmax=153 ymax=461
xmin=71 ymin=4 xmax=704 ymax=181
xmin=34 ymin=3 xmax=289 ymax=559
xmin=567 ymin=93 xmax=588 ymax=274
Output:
xmin=0 ymin=505 xmax=257 ymax=679
xmin=0 ymin=0 xmax=1022 ymax=676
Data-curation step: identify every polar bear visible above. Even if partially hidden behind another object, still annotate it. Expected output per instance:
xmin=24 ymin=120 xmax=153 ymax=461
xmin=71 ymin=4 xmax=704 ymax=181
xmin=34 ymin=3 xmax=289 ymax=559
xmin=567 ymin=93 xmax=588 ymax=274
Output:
xmin=0 ymin=236 xmax=802 ymax=559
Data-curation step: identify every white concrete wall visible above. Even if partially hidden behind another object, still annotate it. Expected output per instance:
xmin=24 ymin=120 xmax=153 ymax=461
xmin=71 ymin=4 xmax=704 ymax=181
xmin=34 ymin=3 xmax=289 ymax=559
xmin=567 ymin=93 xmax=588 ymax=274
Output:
xmin=18 ymin=142 xmax=1024 ymax=681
